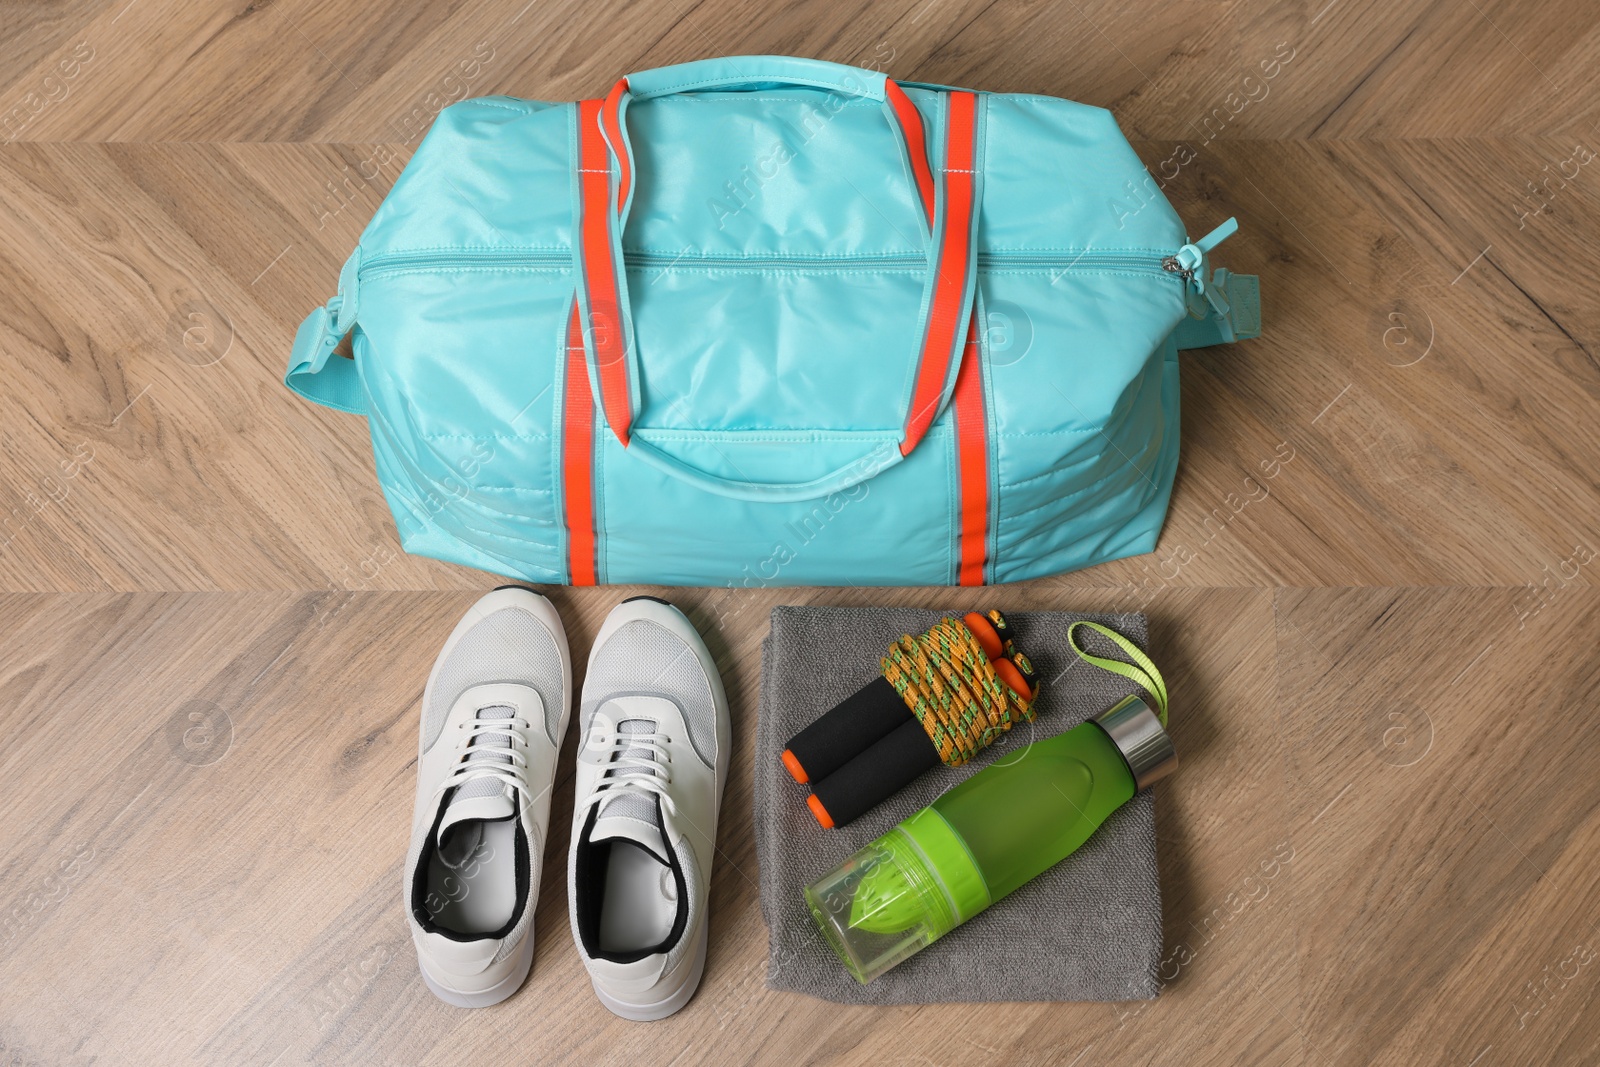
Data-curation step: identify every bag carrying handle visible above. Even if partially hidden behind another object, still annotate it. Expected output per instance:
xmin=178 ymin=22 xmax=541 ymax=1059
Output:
xmin=624 ymin=55 xmax=890 ymax=102
xmin=612 ymin=58 xmax=931 ymax=223
xmin=572 ymin=58 xmax=981 ymax=502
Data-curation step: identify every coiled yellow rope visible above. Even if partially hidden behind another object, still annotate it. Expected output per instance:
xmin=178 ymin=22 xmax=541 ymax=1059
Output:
xmin=881 ymin=617 xmax=1035 ymax=767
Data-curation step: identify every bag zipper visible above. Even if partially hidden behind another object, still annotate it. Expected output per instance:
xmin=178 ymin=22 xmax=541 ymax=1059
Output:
xmin=976 ymin=251 xmax=1186 ymax=278
xmin=357 ymin=221 xmax=1239 ymax=283
xmin=358 ymin=217 xmax=1240 ymax=285
xmin=359 ymin=247 xmax=1190 ymax=280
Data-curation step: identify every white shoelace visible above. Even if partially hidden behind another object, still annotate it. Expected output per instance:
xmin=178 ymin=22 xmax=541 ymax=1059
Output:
xmin=432 ymin=714 xmax=534 ymax=804
xmin=579 ymin=715 xmax=677 ymax=820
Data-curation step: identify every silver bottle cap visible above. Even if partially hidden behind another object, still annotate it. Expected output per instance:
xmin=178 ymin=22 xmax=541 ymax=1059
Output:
xmin=1093 ymin=695 xmax=1177 ymax=790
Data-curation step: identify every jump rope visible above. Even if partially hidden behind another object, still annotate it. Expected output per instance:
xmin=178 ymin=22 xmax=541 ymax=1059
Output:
xmin=783 ymin=611 xmax=1165 ymax=828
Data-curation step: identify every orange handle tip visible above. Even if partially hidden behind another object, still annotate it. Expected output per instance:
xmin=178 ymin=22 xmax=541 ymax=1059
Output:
xmin=806 ymin=793 xmax=835 ymax=829
xmin=781 ymin=748 xmax=810 ymax=785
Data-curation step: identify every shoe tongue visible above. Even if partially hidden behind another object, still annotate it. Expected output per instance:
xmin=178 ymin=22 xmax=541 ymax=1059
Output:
xmin=589 ymin=719 xmax=668 ymax=862
xmin=438 ymin=704 xmax=517 ymax=841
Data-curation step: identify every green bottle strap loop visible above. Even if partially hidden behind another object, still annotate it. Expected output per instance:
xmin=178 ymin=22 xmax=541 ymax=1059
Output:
xmin=1067 ymin=621 xmax=1168 ymax=727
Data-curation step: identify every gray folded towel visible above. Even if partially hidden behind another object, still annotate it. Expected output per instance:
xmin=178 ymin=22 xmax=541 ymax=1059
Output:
xmin=754 ymin=606 xmax=1164 ymax=1004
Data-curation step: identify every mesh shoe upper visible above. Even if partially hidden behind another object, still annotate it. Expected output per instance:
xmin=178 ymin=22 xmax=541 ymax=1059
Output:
xmin=424 ymin=607 xmax=565 ymax=750
xmin=578 ymin=619 xmax=718 ymax=767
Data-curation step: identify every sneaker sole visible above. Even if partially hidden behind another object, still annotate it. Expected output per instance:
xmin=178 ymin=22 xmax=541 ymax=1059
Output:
xmin=590 ymin=914 xmax=710 ymax=1022
xmin=420 ymin=933 xmax=535 ymax=1009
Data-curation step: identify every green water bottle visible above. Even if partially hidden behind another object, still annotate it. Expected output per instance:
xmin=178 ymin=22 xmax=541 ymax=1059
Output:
xmin=804 ymin=622 xmax=1174 ymax=984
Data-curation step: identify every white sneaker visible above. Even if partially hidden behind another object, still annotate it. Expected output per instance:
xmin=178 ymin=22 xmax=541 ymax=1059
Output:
xmin=567 ymin=596 xmax=730 ymax=1021
xmin=404 ymin=587 xmax=571 ymax=1007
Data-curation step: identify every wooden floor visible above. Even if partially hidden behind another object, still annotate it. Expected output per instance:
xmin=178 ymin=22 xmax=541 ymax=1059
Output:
xmin=1 ymin=1 xmax=1598 ymax=1064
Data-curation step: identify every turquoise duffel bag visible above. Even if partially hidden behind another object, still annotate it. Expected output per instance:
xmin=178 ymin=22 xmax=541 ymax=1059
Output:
xmin=286 ymin=56 xmax=1260 ymax=587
